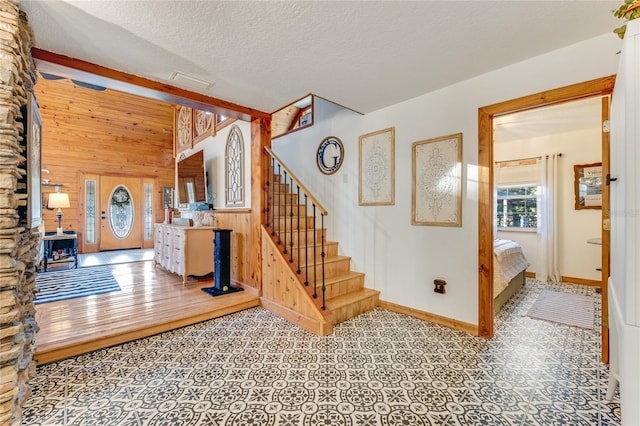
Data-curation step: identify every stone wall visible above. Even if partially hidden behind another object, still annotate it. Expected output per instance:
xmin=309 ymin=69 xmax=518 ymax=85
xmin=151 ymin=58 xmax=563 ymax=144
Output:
xmin=0 ymin=1 xmax=39 ymax=425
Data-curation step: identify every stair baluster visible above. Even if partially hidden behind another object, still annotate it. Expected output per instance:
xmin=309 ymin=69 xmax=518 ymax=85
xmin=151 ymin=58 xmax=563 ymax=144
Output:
xmin=283 ymin=171 xmax=288 ymax=254
xmin=312 ymin=204 xmax=317 ymax=299
xmin=296 ymin=186 xmax=301 ymax=272
xmin=321 ymin=214 xmax=326 ymax=310
xmin=304 ymin=194 xmax=309 ymax=286
xmin=270 ymin=160 xmax=276 ymax=235
xmin=265 ymin=158 xmax=270 ymax=229
xmin=289 ymin=176 xmax=294 ymax=263
xmin=276 ymin=165 xmax=281 ymax=244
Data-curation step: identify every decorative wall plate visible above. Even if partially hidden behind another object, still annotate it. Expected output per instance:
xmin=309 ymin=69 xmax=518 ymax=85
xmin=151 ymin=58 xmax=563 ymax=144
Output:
xmin=316 ymin=136 xmax=344 ymax=175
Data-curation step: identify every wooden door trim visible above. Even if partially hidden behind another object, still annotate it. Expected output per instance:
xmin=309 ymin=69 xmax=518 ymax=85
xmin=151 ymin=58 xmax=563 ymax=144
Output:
xmin=601 ymin=95 xmax=611 ymax=363
xmin=478 ymin=75 xmax=615 ymax=339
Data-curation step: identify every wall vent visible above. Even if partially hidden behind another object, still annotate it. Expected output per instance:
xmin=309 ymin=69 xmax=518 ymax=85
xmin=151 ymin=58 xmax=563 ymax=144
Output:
xmin=169 ymin=72 xmax=214 ymax=90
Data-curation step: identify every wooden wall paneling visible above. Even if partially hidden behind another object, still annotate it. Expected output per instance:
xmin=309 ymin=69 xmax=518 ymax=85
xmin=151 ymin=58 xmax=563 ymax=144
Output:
xmin=250 ymin=117 xmax=271 ymax=290
xmin=214 ymin=210 xmax=251 ymax=285
xmin=35 ymin=76 xmax=175 ymax=247
xmin=260 ymin=228 xmax=331 ymax=335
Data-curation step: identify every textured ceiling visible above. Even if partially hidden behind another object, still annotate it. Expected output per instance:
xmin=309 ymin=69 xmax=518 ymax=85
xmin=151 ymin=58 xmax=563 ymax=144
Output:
xmin=20 ymin=1 xmax=620 ymax=114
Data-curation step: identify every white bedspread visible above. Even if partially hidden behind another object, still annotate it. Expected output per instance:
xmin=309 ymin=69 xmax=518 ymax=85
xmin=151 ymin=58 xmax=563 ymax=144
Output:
xmin=494 ymin=239 xmax=530 ymax=284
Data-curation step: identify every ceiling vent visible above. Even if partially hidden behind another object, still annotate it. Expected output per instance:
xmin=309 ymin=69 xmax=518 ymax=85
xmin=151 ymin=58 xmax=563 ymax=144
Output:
xmin=169 ymin=72 xmax=214 ymax=90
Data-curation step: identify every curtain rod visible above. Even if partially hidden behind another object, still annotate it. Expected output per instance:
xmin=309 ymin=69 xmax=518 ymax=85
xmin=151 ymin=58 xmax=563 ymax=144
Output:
xmin=494 ymin=153 xmax=562 ymax=164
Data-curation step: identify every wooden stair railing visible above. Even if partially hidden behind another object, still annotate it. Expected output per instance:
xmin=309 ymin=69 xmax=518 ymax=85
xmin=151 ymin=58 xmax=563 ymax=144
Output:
xmin=264 ymin=147 xmax=327 ymax=310
xmin=262 ymin=147 xmax=379 ymax=336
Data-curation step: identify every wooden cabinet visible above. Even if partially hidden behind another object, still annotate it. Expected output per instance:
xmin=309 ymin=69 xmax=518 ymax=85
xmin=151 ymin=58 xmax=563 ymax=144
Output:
xmin=153 ymin=224 xmax=214 ymax=285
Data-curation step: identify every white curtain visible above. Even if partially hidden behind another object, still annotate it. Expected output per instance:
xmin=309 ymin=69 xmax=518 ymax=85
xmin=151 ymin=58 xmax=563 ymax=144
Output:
xmin=536 ymin=155 xmax=561 ymax=282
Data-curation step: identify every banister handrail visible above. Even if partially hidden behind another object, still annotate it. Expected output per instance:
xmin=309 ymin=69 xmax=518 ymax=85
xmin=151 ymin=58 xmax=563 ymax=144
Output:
xmin=264 ymin=147 xmax=328 ymax=216
xmin=264 ymin=146 xmax=328 ymax=310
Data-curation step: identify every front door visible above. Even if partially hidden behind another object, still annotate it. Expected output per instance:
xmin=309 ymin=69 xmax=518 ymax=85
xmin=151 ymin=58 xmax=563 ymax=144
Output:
xmin=99 ymin=176 xmax=143 ymax=251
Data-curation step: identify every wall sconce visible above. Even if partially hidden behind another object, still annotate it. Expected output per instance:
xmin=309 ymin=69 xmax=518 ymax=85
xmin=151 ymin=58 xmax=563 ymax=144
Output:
xmin=48 ymin=188 xmax=70 ymax=235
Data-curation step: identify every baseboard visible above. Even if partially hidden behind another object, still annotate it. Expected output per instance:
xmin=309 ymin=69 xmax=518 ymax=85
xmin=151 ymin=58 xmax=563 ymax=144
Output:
xmin=561 ymin=276 xmax=602 ymax=287
xmin=379 ymin=300 xmax=478 ymax=336
xmin=524 ymin=272 xmax=601 ymax=288
xmin=260 ymin=297 xmax=332 ymax=336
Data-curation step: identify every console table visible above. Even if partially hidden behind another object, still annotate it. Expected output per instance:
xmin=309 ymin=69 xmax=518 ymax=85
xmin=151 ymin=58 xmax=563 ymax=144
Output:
xmin=43 ymin=231 xmax=78 ymax=272
xmin=153 ymin=223 xmax=215 ymax=285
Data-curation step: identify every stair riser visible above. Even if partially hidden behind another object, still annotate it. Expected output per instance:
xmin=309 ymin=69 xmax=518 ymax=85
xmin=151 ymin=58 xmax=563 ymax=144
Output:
xmin=269 ymin=205 xmax=306 ymax=216
xmin=292 ymin=243 xmax=339 ymax=264
xmin=330 ymin=294 xmax=379 ymax=325
xmin=269 ymin=193 xmax=299 ymax=205
xmin=269 ymin=182 xmax=291 ymax=192
xmin=300 ymin=258 xmax=351 ymax=279
xmin=273 ymin=229 xmax=325 ymax=245
xmin=272 ymin=216 xmax=315 ymax=231
xmin=316 ymin=275 xmax=365 ymax=299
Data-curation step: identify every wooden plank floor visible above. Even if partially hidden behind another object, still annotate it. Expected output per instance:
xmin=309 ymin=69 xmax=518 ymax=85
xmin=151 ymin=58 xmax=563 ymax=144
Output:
xmin=34 ymin=261 xmax=260 ymax=365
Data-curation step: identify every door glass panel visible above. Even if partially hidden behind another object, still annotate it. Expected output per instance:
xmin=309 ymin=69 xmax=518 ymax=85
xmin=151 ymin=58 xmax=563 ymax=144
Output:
xmin=85 ymin=179 xmax=96 ymax=244
xmin=143 ymin=183 xmax=153 ymax=241
xmin=109 ymin=185 xmax=134 ymax=239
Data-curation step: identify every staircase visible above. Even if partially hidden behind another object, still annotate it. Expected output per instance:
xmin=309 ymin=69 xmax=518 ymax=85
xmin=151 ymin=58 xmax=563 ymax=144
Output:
xmin=261 ymin=148 xmax=379 ymax=336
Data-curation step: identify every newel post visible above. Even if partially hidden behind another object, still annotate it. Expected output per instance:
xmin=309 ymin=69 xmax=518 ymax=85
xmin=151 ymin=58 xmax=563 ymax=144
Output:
xmin=250 ymin=116 xmax=271 ymax=290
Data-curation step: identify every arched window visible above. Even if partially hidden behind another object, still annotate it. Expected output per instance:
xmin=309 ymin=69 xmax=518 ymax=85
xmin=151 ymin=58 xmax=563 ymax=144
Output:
xmin=225 ymin=125 xmax=244 ymax=206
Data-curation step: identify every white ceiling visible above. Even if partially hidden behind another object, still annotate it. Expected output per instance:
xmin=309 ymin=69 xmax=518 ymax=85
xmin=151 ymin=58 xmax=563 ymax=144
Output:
xmin=494 ymin=96 xmax=603 ymax=143
xmin=20 ymin=1 xmax=620 ymax=114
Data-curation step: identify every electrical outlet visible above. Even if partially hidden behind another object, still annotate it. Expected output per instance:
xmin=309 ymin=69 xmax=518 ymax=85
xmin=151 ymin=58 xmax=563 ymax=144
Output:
xmin=434 ymin=279 xmax=446 ymax=294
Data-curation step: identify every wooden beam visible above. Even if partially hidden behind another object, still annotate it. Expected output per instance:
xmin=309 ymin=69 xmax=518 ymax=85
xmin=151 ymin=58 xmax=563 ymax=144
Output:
xmin=250 ymin=116 xmax=271 ymax=290
xmin=31 ymin=48 xmax=270 ymax=122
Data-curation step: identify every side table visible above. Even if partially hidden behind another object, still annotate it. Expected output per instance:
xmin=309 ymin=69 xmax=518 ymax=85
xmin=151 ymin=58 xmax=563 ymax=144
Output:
xmin=43 ymin=231 xmax=78 ymax=272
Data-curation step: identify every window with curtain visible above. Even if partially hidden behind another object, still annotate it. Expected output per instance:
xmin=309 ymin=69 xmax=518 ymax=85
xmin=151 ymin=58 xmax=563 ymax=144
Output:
xmin=496 ymin=184 xmax=537 ymax=229
xmin=225 ymin=125 xmax=244 ymax=207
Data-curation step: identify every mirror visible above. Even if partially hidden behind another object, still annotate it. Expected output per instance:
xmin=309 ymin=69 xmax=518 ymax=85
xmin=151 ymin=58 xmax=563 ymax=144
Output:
xmin=177 ymin=150 xmax=207 ymax=204
xmin=574 ymin=162 xmax=602 ymax=210
xmin=272 ymin=94 xmax=313 ymax=139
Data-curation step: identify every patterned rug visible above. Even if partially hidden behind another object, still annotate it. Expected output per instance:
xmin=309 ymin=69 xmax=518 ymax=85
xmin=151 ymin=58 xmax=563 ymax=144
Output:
xmin=526 ymin=289 xmax=595 ymax=329
xmin=35 ymin=265 xmax=121 ymax=305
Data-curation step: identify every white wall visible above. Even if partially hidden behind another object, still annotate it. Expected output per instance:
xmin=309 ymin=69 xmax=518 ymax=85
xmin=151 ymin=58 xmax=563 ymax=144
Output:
xmin=178 ymin=120 xmax=252 ymax=210
xmin=496 ymin=127 xmax=603 ymax=281
xmin=274 ymin=33 xmax=620 ymax=326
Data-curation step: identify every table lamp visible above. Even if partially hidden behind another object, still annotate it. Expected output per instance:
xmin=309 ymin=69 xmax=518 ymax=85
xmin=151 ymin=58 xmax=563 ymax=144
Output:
xmin=48 ymin=191 xmax=70 ymax=236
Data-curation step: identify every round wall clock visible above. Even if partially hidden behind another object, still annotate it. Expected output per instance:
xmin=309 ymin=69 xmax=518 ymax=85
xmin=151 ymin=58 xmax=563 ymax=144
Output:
xmin=316 ymin=136 xmax=344 ymax=175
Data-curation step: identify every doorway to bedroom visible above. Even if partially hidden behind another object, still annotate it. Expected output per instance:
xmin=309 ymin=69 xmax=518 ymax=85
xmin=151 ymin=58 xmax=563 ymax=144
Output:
xmin=478 ymin=76 xmax=614 ymax=362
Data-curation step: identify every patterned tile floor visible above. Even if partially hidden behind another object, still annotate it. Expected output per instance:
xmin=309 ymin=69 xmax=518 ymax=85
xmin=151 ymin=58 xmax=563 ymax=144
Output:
xmin=24 ymin=279 xmax=621 ymax=425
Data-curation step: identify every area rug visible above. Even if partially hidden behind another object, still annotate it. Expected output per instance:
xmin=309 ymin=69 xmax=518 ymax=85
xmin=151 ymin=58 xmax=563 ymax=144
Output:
xmin=526 ymin=289 xmax=594 ymax=329
xmin=35 ymin=265 xmax=121 ymax=305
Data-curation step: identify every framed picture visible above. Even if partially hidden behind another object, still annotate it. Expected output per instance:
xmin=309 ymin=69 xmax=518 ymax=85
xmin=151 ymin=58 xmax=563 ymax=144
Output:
xmin=162 ymin=187 xmax=175 ymax=208
xmin=574 ymin=162 xmax=602 ymax=209
xmin=27 ymin=92 xmax=42 ymax=229
xmin=359 ymin=127 xmax=395 ymax=206
xmin=412 ymin=133 xmax=462 ymax=227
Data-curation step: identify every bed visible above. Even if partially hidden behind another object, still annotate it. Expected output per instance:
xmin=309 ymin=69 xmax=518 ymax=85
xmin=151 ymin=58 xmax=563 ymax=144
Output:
xmin=493 ymin=238 xmax=530 ymax=312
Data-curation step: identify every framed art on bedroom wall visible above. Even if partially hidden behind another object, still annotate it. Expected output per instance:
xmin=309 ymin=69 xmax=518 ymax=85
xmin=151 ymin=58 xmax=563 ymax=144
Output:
xmin=412 ymin=132 xmax=463 ymax=227
xmin=574 ymin=162 xmax=602 ymax=210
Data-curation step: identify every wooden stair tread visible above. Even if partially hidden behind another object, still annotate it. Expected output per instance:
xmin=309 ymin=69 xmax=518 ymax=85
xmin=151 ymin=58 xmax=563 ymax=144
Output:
xmin=311 ymin=271 xmax=365 ymax=286
xmin=325 ymin=288 xmax=380 ymax=310
xmin=302 ymin=254 xmax=351 ymax=266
